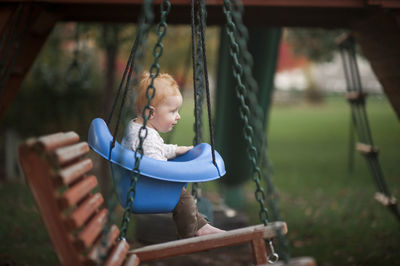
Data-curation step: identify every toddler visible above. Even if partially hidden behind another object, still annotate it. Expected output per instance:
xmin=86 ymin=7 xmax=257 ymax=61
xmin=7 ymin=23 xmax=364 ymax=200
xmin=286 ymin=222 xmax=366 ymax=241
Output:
xmin=122 ymin=72 xmax=224 ymax=238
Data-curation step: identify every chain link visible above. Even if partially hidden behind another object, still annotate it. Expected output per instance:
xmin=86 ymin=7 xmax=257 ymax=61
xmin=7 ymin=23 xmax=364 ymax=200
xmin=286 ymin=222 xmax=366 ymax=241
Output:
xmin=230 ymin=0 xmax=265 ymax=157
xmin=103 ymin=3 xmax=154 ymax=259
xmin=119 ymin=0 xmax=171 ymax=239
xmin=222 ymin=0 xmax=269 ymax=228
xmin=230 ymin=2 xmax=291 ymax=259
xmin=223 ymin=0 xmax=282 ymax=263
xmin=191 ymin=0 xmax=207 ymax=200
xmin=193 ymin=20 xmax=205 ymax=145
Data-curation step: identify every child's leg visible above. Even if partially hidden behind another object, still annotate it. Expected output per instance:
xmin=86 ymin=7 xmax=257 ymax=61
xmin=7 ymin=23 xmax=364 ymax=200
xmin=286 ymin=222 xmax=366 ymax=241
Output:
xmin=172 ymin=189 xmax=208 ymax=238
xmin=173 ymin=188 xmax=225 ymax=238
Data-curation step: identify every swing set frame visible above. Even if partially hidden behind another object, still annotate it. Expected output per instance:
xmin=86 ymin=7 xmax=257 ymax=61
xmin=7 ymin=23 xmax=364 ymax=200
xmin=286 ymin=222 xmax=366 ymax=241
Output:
xmin=16 ymin=0 xmax=318 ymax=264
xmin=10 ymin=0 xmax=400 ymax=265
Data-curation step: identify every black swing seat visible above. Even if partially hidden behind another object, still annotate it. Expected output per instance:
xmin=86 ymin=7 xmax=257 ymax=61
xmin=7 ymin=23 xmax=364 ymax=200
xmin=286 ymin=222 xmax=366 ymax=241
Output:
xmin=18 ymin=130 xmax=316 ymax=266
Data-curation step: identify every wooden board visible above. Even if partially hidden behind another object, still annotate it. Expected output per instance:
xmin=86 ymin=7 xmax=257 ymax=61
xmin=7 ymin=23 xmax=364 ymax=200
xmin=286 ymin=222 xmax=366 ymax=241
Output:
xmin=130 ymin=222 xmax=287 ymax=262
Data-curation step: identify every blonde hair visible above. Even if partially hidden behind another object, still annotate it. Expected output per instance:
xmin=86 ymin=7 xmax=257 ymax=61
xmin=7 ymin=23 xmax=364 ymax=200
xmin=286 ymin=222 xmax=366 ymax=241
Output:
xmin=135 ymin=72 xmax=181 ymax=115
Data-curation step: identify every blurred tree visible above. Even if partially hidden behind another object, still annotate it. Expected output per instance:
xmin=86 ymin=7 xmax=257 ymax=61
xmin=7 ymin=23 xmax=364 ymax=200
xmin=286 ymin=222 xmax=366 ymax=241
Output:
xmin=3 ymin=23 xmax=102 ymax=137
xmin=100 ymin=24 xmax=123 ymax=118
xmin=285 ymin=28 xmax=347 ymax=63
xmin=285 ymin=28 xmax=347 ymax=103
xmin=145 ymin=25 xmax=220 ymax=89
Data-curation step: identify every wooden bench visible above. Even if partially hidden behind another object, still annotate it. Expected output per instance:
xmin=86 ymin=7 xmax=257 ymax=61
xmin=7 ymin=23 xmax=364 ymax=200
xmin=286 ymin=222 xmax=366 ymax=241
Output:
xmin=18 ymin=131 xmax=316 ymax=266
xmin=18 ymin=132 xmax=133 ymax=266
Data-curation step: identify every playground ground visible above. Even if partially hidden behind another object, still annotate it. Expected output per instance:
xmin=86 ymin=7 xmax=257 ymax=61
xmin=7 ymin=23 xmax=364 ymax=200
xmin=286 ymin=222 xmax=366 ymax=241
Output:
xmin=0 ymin=95 xmax=399 ymax=265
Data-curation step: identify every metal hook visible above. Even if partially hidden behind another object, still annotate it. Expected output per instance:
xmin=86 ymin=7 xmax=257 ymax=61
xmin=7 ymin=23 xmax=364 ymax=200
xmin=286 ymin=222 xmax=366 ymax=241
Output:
xmin=266 ymin=240 xmax=279 ymax=263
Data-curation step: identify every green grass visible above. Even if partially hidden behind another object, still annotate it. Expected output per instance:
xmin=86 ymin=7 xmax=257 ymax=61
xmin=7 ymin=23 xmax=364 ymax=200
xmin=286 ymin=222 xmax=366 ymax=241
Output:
xmin=264 ymin=96 xmax=400 ymax=265
xmin=1 ymin=95 xmax=399 ymax=265
xmin=0 ymin=182 xmax=58 ymax=265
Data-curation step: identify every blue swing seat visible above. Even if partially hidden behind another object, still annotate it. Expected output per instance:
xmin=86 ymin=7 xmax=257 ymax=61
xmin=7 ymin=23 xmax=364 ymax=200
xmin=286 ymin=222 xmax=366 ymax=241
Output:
xmin=88 ymin=118 xmax=225 ymax=213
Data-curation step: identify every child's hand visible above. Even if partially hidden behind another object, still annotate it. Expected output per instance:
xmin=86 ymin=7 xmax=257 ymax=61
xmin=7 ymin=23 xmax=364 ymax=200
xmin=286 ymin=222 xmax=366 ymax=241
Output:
xmin=176 ymin=145 xmax=193 ymax=156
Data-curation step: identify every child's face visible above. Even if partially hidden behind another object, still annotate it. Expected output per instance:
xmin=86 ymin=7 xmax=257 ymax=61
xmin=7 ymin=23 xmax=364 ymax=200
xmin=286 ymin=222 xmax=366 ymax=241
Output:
xmin=150 ymin=94 xmax=182 ymax=133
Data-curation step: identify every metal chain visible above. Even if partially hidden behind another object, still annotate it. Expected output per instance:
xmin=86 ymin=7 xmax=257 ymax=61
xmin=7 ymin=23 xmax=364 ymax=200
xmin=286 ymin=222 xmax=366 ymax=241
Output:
xmin=104 ymin=36 xmax=149 ymax=262
xmin=230 ymin=0 xmax=265 ymax=155
xmin=110 ymin=7 xmax=154 ymax=149
xmin=197 ymin=0 xmax=216 ymax=166
xmin=222 ymin=0 xmax=279 ymax=263
xmin=119 ymin=0 xmax=171 ymax=239
xmin=260 ymin=147 xmax=291 ymax=263
xmin=192 ymin=3 xmax=205 ymax=147
xmin=223 ymin=0 xmax=268 ymax=227
xmin=230 ymin=1 xmax=290 ymax=262
xmin=191 ymin=0 xmax=206 ymax=200
xmin=194 ymin=25 xmax=205 ymax=145
xmin=107 ymin=33 xmax=139 ymax=126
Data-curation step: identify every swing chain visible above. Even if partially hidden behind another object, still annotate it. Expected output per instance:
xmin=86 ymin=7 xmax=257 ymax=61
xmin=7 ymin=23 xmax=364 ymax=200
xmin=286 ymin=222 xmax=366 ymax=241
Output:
xmin=119 ymin=0 xmax=172 ymax=239
xmin=138 ymin=0 xmax=170 ymax=153
xmin=230 ymin=1 xmax=290 ymax=261
xmin=119 ymin=0 xmax=154 ymax=239
xmin=191 ymin=0 xmax=206 ymax=200
xmin=230 ymin=0 xmax=265 ymax=155
xmin=222 ymin=0 xmax=269 ymax=228
xmin=100 ymin=20 xmax=151 ymax=259
xmin=223 ymin=0 xmax=280 ymax=263
xmin=193 ymin=8 xmax=206 ymax=146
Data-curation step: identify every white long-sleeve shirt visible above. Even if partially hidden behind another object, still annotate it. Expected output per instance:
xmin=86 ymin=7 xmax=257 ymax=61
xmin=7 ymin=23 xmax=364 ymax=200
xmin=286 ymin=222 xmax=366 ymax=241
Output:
xmin=121 ymin=120 xmax=177 ymax=161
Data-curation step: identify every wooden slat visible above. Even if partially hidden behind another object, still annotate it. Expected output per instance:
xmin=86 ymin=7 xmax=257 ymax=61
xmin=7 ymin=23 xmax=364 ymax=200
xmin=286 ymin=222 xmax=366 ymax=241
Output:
xmin=130 ymin=222 xmax=287 ymax=262
xmin=58 ymin=175 xmax=98 ymax=209
xmin=124 ymin=254 xmax=140 ymax=266
xmin=51 ymin=142 xmax=89 ymax=165
xmin=266 ymin=256 xmax=317 ymax=266
xmin=66 ymin=193 xmax=104 ymax=230
xmin=36 ymin=132 xmax=79 ymax=152
xmin=18 ymin=141 xmax=84 ymax=265
xmin=251 ymin=237 xmax=268 ymax=265
xmin=87 ymin=224 xmax=120 ymax=265
xmin=335 ymin=32 xmax=352 ymax=46
xmin=21 ymin=137 xmax=37 ymax=149
xmin=104 ymin=239 xmax=130 ymax=266
xmin=374 ymin=192 xmax=397 ymax=206
xmin=76 ymin=208 xmax=108 ymax=250
xmin=345 ymin=91 xmax=367 ymax=102
xmin=56 ymin=158 xmax=93 ymax=186
xmin=356 ymin=143 xmax=379 ymax=155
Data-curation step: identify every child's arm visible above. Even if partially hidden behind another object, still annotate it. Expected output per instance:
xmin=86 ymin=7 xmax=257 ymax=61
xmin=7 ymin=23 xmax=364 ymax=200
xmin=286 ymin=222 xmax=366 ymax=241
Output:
xmin=163 ymin=144 xmax=193 ymax=159
xmin=176 ymin=145 xmax=194 ymax=156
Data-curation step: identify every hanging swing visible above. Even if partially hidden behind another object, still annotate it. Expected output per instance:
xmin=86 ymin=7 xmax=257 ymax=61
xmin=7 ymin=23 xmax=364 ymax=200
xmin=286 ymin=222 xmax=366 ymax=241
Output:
xmin=16 ymin=0 xmax=317 ymax=264
xmin=88 ymin=118 xmax=225 ymax=213
xmin=88 ymin=0 xmax=225 ymax=214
